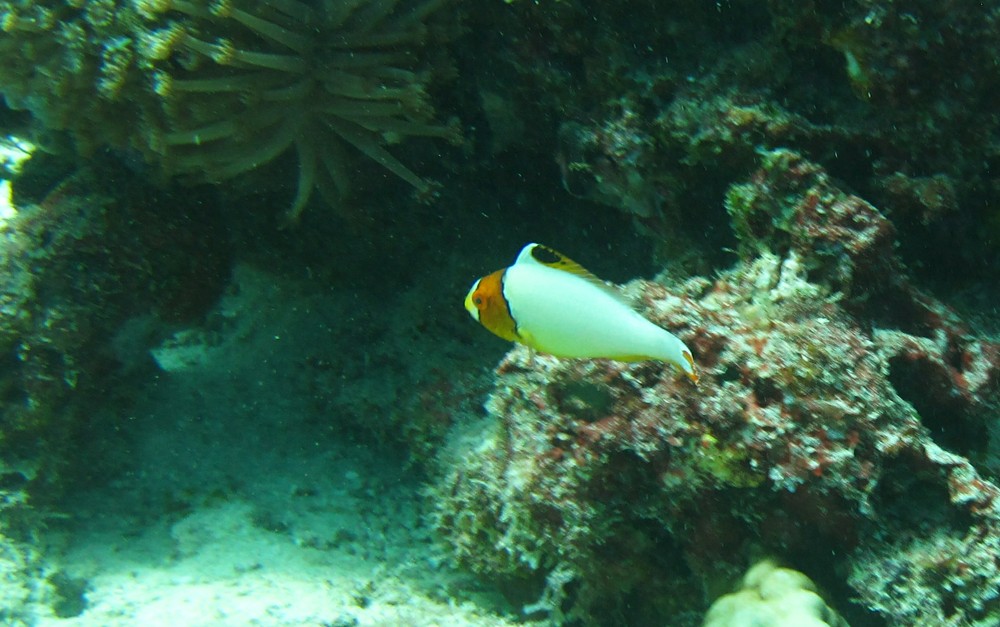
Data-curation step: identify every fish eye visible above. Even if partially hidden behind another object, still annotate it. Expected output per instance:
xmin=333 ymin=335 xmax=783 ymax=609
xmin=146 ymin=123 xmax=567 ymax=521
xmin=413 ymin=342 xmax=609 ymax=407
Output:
xmin=474 ymin=297 xmax=483 ymax=306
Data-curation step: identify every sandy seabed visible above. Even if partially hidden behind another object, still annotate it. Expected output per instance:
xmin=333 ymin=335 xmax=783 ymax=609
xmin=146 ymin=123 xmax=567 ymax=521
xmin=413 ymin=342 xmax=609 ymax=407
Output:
xmin=33 ymin=265 xmax=518 ymax=627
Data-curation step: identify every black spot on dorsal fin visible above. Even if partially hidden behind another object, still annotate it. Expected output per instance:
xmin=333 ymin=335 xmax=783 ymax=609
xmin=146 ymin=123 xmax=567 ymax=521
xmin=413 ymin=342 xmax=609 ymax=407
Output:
xmin=525 ymin=244 xmax=626 ymax=302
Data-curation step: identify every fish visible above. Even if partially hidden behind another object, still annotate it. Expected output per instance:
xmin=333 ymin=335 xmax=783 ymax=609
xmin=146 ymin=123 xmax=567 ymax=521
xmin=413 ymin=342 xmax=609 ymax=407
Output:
xmin=464 ymin=243 xmax=699 ymax=383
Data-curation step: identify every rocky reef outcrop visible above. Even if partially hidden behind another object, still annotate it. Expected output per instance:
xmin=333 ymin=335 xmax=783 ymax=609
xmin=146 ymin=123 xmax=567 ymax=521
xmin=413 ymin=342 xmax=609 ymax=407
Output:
xmin=432 ymin=151 xmax=1000 ymax=626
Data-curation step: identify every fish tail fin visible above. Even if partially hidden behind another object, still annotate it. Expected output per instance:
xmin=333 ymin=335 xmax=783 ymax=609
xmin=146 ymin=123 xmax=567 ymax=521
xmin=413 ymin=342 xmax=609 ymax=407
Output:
xmin=681 ymin=349 xmax=699 ymax=385
xmin=660 ymin=332 xmax=698 ymax=384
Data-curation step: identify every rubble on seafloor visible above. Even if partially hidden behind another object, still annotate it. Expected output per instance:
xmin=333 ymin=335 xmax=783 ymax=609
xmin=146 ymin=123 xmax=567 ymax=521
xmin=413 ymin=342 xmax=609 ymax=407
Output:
xmin=431 ymin=150 xmax=1000 ymax=626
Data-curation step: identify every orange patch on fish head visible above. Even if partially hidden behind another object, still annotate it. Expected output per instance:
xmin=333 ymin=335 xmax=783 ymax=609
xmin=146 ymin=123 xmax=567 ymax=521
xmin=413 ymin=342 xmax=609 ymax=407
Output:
xmin=464 ymin=269 xmax=518 ymax=342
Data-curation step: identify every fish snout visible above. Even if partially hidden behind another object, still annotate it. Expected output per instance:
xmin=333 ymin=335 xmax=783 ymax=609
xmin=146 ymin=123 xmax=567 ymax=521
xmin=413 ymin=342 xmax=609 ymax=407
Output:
xmin=464 ymin=280 xmax=481 ymax=320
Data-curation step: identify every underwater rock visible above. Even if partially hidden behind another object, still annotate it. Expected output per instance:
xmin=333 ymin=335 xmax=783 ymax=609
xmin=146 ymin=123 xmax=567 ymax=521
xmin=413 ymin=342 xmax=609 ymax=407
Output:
xmin=725 ymin=148 xmax=898 ymax=299
xmin=703 ymin=559 xmax=848 ymax=627
xmin=0 ymin=156 xmax=230 ymax=621
xmin=432 ymin=154 xmax=1000 ymax=625
xmin=0 ymin=161 xmax=230 ymax=496
xmin=463 ymin=0 xmax=1000 ymax=281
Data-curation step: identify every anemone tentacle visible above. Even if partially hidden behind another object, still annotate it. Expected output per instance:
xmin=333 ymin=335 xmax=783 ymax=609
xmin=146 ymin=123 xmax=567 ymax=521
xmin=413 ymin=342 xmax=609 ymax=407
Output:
xmin=145 ymin=0 xmax=456 ymax=219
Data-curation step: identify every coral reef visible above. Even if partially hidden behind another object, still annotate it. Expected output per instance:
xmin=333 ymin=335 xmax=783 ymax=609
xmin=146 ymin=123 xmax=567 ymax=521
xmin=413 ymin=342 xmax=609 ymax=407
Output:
xmin=0 ymin=0 xmax=459 ymax=219
xmin=1 ymin=0 xmax=1000 ymax=624
xmin=0 ymin=156 xmax=230 ymax=495
xmin=462 ymin=0 xmax=1000 ymax=282
xmin=432 ymin=152 xmax=1000 ymax=625
xmin=848 ymin=443 xmax=1000 ymax=627
xmin=0 ymin=151 xmax=232 ymax=623
xmin=703 ymin=560 xmax=847 ymax=627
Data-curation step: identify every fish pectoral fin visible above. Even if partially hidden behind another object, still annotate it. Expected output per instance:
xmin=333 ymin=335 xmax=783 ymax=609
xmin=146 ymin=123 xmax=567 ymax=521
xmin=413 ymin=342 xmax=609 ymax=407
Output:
xmin=516 ymin=328 xmax=538 ymax=350
xmin=613 ymin=354 xmax=655 ymax=362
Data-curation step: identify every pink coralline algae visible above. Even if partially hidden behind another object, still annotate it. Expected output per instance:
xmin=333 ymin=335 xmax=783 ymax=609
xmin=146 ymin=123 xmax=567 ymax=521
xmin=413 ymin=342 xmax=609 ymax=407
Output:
xmin=433 ymin=150 xmax=1000 ymax=625
xmin=725 ymin=149 xmax=899 ymax=302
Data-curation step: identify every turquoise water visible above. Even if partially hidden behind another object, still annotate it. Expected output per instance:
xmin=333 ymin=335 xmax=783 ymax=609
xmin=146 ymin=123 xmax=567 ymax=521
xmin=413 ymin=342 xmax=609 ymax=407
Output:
xmin=0 ymin=1 xmax=998 ymax=625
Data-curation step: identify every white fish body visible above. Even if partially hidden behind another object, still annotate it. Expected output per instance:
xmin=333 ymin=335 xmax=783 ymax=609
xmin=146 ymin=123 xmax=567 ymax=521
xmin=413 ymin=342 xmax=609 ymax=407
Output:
xmin=466 ymin=243 xmax=698 ymax=382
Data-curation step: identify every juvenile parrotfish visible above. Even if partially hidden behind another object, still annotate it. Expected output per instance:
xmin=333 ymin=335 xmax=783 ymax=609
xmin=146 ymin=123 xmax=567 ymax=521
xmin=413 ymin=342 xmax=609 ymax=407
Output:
xmin=464 ymin=243 xmax=699 ymax=383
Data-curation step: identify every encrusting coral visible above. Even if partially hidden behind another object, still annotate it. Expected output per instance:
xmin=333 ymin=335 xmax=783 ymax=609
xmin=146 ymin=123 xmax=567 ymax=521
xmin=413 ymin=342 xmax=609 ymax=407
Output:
xmin=0 ymin=159 xmax=230 ymax=490
xmin=0 ymin=0 xmax=459 ymax=220
xmin=703 ymin=560 xmax=848 ymax=627
xmin=432 ymin=151 xmax=1000 ymax=626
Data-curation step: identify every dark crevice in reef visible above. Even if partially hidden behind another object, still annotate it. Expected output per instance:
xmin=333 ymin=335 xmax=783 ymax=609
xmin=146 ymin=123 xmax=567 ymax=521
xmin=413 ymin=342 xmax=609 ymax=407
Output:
xmin=872 ymin=452 xmax=973 ymax=535
xmin=887 ymin=353 xmax=987 ymax=461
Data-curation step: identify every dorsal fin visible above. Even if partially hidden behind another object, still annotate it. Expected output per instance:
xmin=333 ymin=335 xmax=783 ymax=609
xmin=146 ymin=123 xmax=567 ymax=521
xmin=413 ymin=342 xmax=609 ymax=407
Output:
xmin=514 ymin=243 xmax=625 ymax=299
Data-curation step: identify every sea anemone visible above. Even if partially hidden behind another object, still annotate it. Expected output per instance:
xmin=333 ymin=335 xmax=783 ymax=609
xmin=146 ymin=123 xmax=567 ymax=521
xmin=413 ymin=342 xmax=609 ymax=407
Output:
xmin=136 ymin=0 xmax=459 ymax=221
